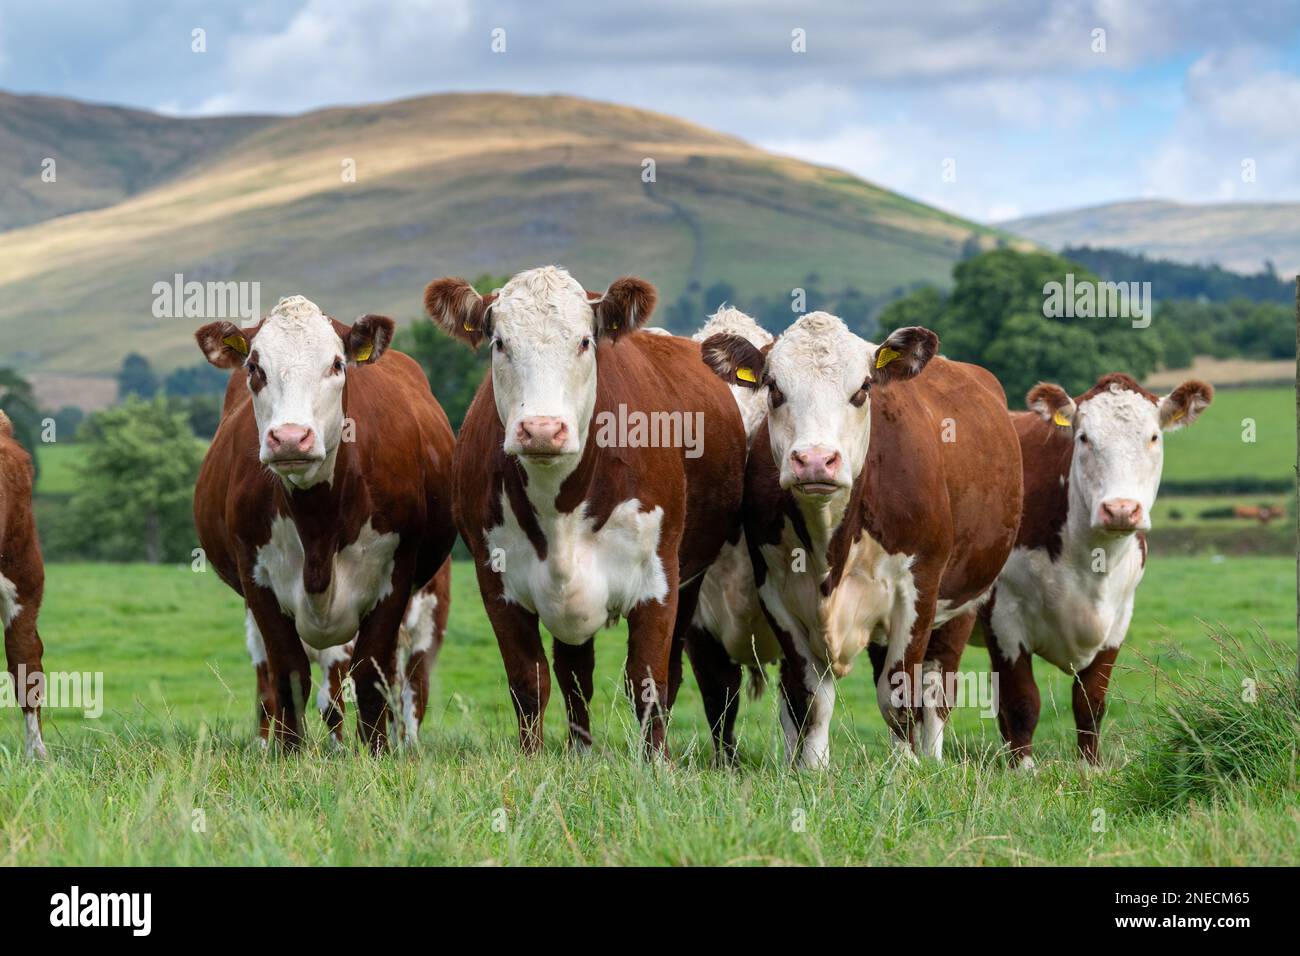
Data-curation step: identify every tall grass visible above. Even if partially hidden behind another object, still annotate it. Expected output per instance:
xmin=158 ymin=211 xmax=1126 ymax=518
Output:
xmin=1108 ymin=627 xmax=1298 ymax=815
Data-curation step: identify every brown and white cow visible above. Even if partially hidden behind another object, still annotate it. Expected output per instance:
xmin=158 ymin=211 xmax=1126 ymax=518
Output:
xmin=194 ymin=295 xmax=457 ymax=751
xmin=424 ymin=267 xmax=746 ymax=758
xmin=703 ymin=312 xmax=1022 ymax=766
xmin=249 ymin=558 xmax=451 ymax=747
xmin=686 ymin=307 xmax=781 ymax=763
xmin=977 ymin=373 xmax=1212 ymax=768
xmin=0 ymin=411 xmax=46 ymax=758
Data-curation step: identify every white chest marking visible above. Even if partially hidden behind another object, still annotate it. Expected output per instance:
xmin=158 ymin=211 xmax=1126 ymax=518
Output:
xmin=992 ymin=542 xmax=1144 ymax=672
xmin=0 ymin=571 xmax=22 ymax=628
xmin=253 ymin=516 xmax=400 ymax=650
xmin=759 ymin=524 xmax=916 ymax=678
xmin=694 ymin=535 xmax=781 ymax=666
xmin=487 ymin=495 xmax=667 ymax=645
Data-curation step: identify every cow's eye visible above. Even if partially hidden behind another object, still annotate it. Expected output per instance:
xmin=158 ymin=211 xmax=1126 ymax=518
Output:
xmin=768 ymin=384 xmax=785 ymax=410
xmin=579 ymin=336 xmax=591 ymax=353
xmin=332 ymin=357 xmax=345 ymax=374
xmin=1077 ymin=432 xmax=1088 ymax=445
xmin=1150 ymin=433 xmax=1159 ymax=444
xmin=850 ymin=380 xmax=870 ymax=407
xmin=493 ymin=338 xmax=506 ymax=354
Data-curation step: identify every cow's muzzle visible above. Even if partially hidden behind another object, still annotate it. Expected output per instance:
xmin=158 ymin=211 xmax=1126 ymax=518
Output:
xmin=1096 ymin=498 xmax=1144 ymax=532
xmin=264 ymin=424 xmax=321 ymax=469
xmin=789 ymin=446 xmax=844 ymax=496
xmin=514 ymin=417 xmax=570 ymax=459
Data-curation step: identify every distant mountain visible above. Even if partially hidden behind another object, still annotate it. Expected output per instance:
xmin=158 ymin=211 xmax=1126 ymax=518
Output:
xmin=0 ymin=91 xmax=274 ymax=231
xmin=0 ymin=90 xmax=1010 ymax=380
xmin=1002 ymin=200 xmax=1300 ymax=278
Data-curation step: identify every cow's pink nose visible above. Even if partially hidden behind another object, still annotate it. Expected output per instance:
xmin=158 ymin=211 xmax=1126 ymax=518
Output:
xmin=267 ymin=425 xmax=315 ymax=456
xmin=790 ymin=446 xmax=841 ymax=484
xmin=1099 ymin=498 xmax=1143 ymax=530
xmin=515 ymin=417 xmax=568 ymax=454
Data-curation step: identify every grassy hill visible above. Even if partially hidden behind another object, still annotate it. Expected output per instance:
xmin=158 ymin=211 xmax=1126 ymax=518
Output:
xmin=1002 ymin=199 xmax=1300 ymax=278
xmin=0 ymin=91 xmax=273 ymax=231
xmin=0 ymin=91 xmax=1006 ymax=382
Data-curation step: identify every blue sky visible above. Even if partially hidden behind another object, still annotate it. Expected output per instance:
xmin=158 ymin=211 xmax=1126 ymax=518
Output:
xmin=3 ymin=1 xmax=1299 ymax=221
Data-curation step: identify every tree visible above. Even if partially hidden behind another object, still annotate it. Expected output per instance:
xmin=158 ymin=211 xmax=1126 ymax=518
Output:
xmin=163 ymin=361 xmax=230 ymax=397
xmin=117 ymin=352 xmax=158 ymax=400
xmin=878 ymin=248 xmax=1162 ymax=403
xmin=63 ymin=397 xmax=205 ymax=562
xmin=0 ymin=367 xmax=43 ymax=460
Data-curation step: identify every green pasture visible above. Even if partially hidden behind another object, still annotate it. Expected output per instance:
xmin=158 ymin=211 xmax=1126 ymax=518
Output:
xmin=0 ymin=555 xmax=1293 ymax=865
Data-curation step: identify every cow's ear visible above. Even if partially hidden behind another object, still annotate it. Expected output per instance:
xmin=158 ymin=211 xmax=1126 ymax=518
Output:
xmin=592 ymin=277 xmax=656 ymax=341
xmin=1159 ymin=379 xmax=1213 ymax=431
xmin=345 ymin=314 xmax=395 ymax=365
xmin=1027 ymin=382 xmax=1076 ymax=428
xmin=425 ymin=277 xmax=495 ymax=349
xmin=196 ymin=320 xmax=251 ymax=369
xmin=700 ymin=333 xmax=767 ymax=390
xmin=872 ymin=326 xmax=938 ymax=384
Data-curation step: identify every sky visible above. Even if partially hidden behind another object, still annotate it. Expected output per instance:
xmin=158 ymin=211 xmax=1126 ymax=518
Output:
xmin=3 ymin=0 xmax=1299 ymax=222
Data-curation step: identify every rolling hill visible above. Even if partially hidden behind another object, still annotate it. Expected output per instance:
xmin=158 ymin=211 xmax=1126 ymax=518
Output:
xmin=0 ymin=90 xmax=1008 ymax=392
xmin=0 ymin=91 xmax=274 ymax=231
xmin=1002 ymin=199 xmax=1300 ymax=279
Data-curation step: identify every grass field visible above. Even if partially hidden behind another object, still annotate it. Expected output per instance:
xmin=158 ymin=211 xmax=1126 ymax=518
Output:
xmin=0 ymin=555 xmax=1294 ymax=865
xmin=1160 ymin=385 xmax=1295 ymax=487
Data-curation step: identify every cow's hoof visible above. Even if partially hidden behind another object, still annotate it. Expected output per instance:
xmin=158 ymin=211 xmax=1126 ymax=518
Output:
xmin=1012 ymin=755 xmax=1036 ymax=773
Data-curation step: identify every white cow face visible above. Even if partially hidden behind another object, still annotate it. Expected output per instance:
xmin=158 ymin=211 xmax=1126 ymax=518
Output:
xmin=1028 ymin=375 xmax=1213 ymax=534
xmin=703 ymin=312 xmax=937 ymax=498
xmin=424 ymin=267 xmax=656 ymax=464
xmin=196 ymin=296 xmax=392 ymax=487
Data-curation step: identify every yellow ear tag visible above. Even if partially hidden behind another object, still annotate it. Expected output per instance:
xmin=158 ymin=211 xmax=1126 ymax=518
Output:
xmin=463 ymin=320 xmax=476 ymax=333
xmin=222 ymin=333 xmax=248 ymax=356
xmin=736 ymin=366 xmax=757 ymax=384
xmin=1171 ymin=408 xmax=1185 ymax=422
xmin=875 ymin=346 xmax=901 ymax=369
xmin=354 ymin=342 xmax=374 ymax=363
xmin=1053 ymin=409 xmax=1071 ymax=428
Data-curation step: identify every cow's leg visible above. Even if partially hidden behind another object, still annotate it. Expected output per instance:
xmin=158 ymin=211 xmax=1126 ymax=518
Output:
xmin=778 ymin=646 xmax=835 ymax=770
xmin=349 ymin=580 xmax=411 ymax=754
xmin=245 ymin=591 xmax=312 ymax=750
xmin=625 ymin=573 xmax=680 ymax=760
xmin=552 ymin=637 xmax=595 ymax=753
xmin=4 ymin=595 xmax=45 ymax=759
xmin=665 ymin=576 xmax=703 ymax=713
xmin=684 ymin=624 xmax=743 ymax=766
xmin=877 ymin=574 xmax=939 ymax=759
xmin=244 ymin=609 xmax=273 ymax=746
xmin=986 ymin=634 xmax=1040 ymax=769
xmin=399 ymin=644 xmax=431 ymax=748
xmin=397 ymin=591 xmax=441 ymax=745
xmin=919 ymin=610 xmax=977 ymax=761
xmin=1072 ymin=647 xmax=1118 ymax=767
xmin=482 ymin=590 xmax=549 ymax=754
xmin=316 ymin=644 xmax=350 ymax=747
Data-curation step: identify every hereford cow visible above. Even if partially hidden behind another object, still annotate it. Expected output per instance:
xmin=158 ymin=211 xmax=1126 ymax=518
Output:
xmin=194 ymin=295 xmax=456 ymax=751
xmin=0 ymin=411 xmax=46 ymax=758
xmin=424 ymin=267 xmax=746 ymax=758
xmin=977 ymin=373 xmax=1213 ymax=768
xmin=249 ymin=558 xmax=451 ymax=747
xmin=686 ymin=307 xmax=781 ymax=764
xmin=702 ymin=312 xmax=1022 ymax=766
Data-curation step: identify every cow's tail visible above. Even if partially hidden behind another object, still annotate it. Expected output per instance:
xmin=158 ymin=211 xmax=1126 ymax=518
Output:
xmin=745 ymin=665 xmax=766 ymax=700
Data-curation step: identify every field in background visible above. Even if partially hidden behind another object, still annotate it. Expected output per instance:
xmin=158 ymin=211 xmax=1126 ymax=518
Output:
xmin=1159 ymin=385 xmax=1294 ymax=489
xmin=0 ymin=555 xmax=1292 ymax=865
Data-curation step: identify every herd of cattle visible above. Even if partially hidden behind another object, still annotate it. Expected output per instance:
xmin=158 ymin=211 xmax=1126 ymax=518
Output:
xmin=0 ymin=265 xmax=1213 ymax=768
